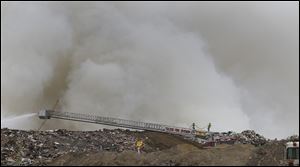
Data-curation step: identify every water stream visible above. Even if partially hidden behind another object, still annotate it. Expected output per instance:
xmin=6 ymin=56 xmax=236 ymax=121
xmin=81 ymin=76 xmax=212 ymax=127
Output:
xmin=1 ymin=113 xmax=37 ymax=129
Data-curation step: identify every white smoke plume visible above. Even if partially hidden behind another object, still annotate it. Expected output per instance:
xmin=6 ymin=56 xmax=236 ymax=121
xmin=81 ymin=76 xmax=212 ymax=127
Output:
xmin=1 ymin=2 xmax=298 ymax=139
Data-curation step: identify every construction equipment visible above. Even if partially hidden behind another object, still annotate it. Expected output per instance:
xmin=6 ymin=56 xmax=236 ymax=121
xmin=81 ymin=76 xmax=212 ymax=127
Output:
xmin=284 ymin=141 xmax=299 ymax=166
xmin=38 ymin=110 xmax=206 ymax=141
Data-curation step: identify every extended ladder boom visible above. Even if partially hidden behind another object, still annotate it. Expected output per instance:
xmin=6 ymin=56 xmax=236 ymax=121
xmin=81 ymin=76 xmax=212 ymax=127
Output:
xmin=38 ymin=110 xmax=195 ymax=137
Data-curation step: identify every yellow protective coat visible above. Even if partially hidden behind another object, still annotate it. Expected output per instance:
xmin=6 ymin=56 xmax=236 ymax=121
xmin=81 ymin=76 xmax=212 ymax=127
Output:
xmin=135 ymin=140 xmax=144 ymax=149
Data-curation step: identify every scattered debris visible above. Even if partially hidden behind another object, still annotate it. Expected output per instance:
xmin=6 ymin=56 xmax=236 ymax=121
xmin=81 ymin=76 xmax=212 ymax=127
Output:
xmin=1 ymin=128 xmax=297 ymax=166
xmin=1 ymin=128 xmax=139 ymax=166
xmin=204 ymin=130 xmax=267 ymax=147
xmin=286 ymin=135 xmax=299 ymax=142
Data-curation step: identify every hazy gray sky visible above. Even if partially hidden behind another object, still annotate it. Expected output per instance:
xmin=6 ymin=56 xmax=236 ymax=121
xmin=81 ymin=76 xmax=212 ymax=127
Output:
xmin=1 ymin=2 xmax=299 ymax=138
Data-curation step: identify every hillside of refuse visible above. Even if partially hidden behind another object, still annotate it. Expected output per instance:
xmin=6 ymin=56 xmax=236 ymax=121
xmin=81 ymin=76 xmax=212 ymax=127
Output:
xmin=1 ymin=128 xmax=298 ymax=166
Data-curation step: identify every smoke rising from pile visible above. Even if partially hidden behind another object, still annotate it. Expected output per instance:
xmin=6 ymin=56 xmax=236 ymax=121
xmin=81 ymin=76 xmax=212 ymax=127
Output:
xmin=1 ymin=2 xmax=298 ymax=138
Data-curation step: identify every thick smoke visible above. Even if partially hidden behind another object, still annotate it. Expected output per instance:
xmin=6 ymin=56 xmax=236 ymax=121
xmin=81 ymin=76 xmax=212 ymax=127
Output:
xmin=1 ymin=2 xmax=298 ymax=138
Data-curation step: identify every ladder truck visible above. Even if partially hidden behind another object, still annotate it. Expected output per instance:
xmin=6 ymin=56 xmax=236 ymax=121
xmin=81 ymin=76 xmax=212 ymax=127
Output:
xmin=38 ymin=110 xmax=207 ymax=142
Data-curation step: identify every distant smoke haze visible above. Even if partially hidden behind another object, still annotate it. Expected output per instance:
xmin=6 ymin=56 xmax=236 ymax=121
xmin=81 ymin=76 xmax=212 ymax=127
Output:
xmin=1 ymin=2 xmax=299 ymax=139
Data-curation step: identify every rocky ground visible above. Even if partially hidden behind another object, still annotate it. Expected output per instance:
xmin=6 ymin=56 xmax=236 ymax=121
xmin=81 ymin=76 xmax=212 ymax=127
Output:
xmin=1 ymin=128 xmax=298 ymax=166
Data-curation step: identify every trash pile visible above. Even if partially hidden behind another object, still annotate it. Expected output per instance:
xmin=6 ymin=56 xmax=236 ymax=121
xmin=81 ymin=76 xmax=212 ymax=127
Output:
xmin=1 ymin=128 xmax=290 ymax=166
xmin=286 ymin=135 xmax=299 ymax=142
xmin=204 ymin=130 xmax=267 ymax=147
xmin=1 ymin=128 xmax=139 ymax=166
xmin=239 ymin=130 xmax=267 ymax=146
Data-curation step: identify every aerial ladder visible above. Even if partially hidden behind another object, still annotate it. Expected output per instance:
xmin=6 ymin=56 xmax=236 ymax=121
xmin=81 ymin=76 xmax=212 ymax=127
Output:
xmin=38 ymin=110 xmax=207 ymax=141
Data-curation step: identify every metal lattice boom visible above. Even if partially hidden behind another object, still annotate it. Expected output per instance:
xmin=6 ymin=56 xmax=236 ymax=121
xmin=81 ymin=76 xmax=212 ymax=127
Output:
xmin=38 ymin=110 xmax=195 ymax=138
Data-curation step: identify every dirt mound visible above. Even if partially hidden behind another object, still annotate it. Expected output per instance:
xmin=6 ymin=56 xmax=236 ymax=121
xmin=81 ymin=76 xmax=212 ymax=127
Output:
xmin=246 ymin=141 xmax=286 ymax=166
xmin=50 ymin=144 xmax=256 ymax=166
xmin=1 ymin=128 xmax=291 ymax=166
xmin=141 ymin=131 xmax=203 ymax=151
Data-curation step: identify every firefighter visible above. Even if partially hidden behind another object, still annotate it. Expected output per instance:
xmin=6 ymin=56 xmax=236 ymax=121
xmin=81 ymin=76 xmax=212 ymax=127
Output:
xmin=135 ymin=138 xmax=144 ymax=154
xmin=208 ymin=122 xmax=211 ymax=132
xmin=192 ymin=123 xmax=196 ymax=130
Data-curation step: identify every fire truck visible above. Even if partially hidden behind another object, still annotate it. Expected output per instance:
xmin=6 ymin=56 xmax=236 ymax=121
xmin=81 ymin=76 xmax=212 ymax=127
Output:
xmin=284 ymin=141 xmax=299 ymax=166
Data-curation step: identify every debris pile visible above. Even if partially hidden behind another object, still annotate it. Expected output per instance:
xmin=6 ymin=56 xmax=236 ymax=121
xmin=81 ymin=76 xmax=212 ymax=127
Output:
xmin=1 ymin=128 xmax=139 ymax=166
xmin=239 ymin=130 xmax=267 ymax=146
xmin=286 ymin=135 xmax=299 ymax=142
xmin=1 ymin=128 xmax=292 ymax=166
xmin=205 ymin=130 xmax=267 ymax=146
